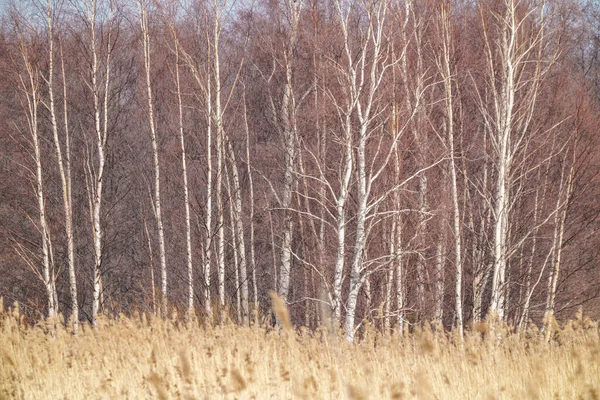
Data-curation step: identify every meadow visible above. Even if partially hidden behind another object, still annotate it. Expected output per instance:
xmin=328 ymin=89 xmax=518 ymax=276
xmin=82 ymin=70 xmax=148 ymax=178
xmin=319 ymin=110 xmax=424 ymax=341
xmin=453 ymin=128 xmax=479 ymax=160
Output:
xmin=1 ymin=299 xmax=599 ymax=400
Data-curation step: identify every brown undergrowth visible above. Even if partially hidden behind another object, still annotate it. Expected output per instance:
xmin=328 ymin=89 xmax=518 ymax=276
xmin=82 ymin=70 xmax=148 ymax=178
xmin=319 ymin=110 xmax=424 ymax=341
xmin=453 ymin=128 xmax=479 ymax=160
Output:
xmin=0 ymin=298 xmax=598 ymax=399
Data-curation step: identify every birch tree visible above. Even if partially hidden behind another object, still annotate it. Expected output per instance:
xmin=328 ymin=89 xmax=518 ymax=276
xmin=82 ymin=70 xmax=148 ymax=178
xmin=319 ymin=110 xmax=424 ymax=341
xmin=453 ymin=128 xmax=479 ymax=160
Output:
xmin=257 ymin=0 xmax=303 ymax=305
xmin=80 ymin=0 xmax=116 ymax=326
xmin=138 ymin=0 xmax=168 ymax=317
xmin=206 ymin=0 xmax=227 ymax=311
xmin=12 ymin=17 xmax=58 ymax=318
xmin=332 ymin=0 xmax=420 ymax=342
xmin=226 ymin=137 xmax=249 ymax=325
xmin=171 ymin=6 xmax=214 ymax=318
xmin=169 ymin=11 xmax=194 ymax=317
xmin=544 ymin=138 xmax=577 ymax=339
xmin=436 ymin=1 xmax=463 ymax=335
xmin=477 ymin=0 xmax=555 ymax=321
xmin=43 ymin=0 xmax=78 ymax=331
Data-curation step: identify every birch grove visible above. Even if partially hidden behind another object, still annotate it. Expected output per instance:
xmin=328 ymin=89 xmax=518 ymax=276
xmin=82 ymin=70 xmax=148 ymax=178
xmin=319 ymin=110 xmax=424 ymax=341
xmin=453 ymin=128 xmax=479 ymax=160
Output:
xmin=1 ymin=0 xmax=600 ymax=337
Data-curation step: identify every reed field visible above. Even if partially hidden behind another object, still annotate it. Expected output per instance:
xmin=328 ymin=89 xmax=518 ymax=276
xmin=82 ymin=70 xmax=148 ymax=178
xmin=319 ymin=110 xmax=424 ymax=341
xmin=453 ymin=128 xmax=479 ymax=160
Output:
xmin=1 ymin=301 xmax=599 ymax=400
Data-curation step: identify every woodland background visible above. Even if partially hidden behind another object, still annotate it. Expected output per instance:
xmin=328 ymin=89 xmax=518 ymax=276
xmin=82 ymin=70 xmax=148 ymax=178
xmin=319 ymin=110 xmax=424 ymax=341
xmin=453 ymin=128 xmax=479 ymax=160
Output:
xmin=1 ymin=0 xmax=600 ymax=341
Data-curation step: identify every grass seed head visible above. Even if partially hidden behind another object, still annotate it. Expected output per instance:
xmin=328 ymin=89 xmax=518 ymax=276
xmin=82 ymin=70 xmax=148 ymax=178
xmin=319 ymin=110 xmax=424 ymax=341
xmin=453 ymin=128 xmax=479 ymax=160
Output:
xmin=268 ymin=291 xmax=292 ymax=331
xmin=230 ymin=369 xmax=247 ymax=392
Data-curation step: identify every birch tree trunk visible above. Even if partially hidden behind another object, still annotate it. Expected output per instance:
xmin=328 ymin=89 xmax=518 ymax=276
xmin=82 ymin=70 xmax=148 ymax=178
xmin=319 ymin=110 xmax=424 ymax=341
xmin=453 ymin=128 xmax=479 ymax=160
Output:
xmin=204 ymin=68 xmax=214 ymax=319
xmin=437 ymin=3 xmax=463 ymax=335
xmin=481 ymin=0 xmax=517 ymax=321
xmin=481 ymin=0 xmax=551 ymax=322
xmin=434 ymin=239 xmax=445 ymax=325
xmin=339 ymin=0 xmax=396 ymax=342
xmin=225 ymin=164 xmax=241 ymax=322
xmin=83 ymin=0 xmax=113 ymax=326
xmin=227 ymin=138 xmax=249 ymax=325
xmin=276 ymin=0 xmax=302 ymax=305
xmin=44 ymin=0 xmax=75 ymax=324
xmin=139 ymin=0 xmax=168 ymax=317
xmin=164 ymin=9 xmax=214 ymax=318
xmin=242 ymin=88 xmax=258 ymax=318
xmin=470 ymin=134 xmax=491 ymax=323
xmin=15 ymin=30 xmax=57 ymax=318
xmin=544 ymin=145 xmax=576 ymax=339
xmin=172 ymin=32 xmax=194 ymax=317
xmin=332 ymin=110 xmax=352 ymax=324
xmin=518 ymin=160 xmax=550 ymax=331
xmin=211 ymin=1 xmax=226 ymax=311
xmin=59 ymin=35 xmax=77 ymax=331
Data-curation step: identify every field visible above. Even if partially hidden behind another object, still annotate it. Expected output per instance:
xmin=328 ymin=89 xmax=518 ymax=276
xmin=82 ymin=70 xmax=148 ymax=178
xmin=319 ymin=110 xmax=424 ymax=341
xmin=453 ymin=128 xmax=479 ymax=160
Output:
xmin=1 ymin=302 xmax=599 ymax=399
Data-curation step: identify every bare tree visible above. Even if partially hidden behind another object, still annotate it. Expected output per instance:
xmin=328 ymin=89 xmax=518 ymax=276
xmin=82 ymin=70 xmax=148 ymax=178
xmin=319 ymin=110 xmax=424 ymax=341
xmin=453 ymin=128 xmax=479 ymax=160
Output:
xmin=436 ymin=1 xmax=463 ymax=335
xmin=12 ymin=16 xmax=58 ymax=318
xmin=476 ymin=0 xmax=556 ymax=321
xmin=138 ymin=0 xmax=168 ymax=317
xmin=169 ymin=11 xmax=194 ymax=317
xmin=42 ymin=0 xmax=78 ymax=331
xmin=80 ymin=0 xmax=116 ymax=326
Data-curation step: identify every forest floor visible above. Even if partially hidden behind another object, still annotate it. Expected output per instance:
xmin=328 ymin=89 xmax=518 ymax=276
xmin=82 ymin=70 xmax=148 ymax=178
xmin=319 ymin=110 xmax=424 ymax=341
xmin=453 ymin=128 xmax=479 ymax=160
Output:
xmin=0 ymin=303 xmax=599 ymax=399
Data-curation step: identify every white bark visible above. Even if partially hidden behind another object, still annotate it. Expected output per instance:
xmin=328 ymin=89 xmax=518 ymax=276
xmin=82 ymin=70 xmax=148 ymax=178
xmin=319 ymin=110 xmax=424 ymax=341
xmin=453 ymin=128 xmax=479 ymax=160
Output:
xmin=434 ymin=240 xmax=445 ymax=325
xmin=83 ymin=0 xmax=112 ymax=326
xmin=59 ymin=34 xmax=77 ymax=331
xmin=204 ymin=67 xmax=214 ymax=318
xmin=225 ymin=164 xmax=241 ymax=322
xmin=139 ymin=0 xmax=168 ymax=317
xmin=211 ymin=1 xmax=226 ymax=310
xmin=337 ymin=0 xmax=396 ymax=342
xmin=143 ymin=216 xmax=157 ymax=316
xmin=395 ymin=214 xmax=405 ymax=332
xmin=276 ymin=0 xmax=302 ymax=305
xmin=15 ymin=31 xmax=57 ymax=318
xmin=172 ymin=13 xmax=214 ymax=318
xmin=173 ymin=33 xmax=194 ymax=317
xmin=393 ymin=145 xmax=405 ymax=332
xmin=518 ymin=162 xmax=549 ymax=331
xmin=544 ymin=146 xmax=576 ymax=339
xmin=437 ymin=3 xmax=462 ymax=335
xmin=227 ymin=138 xmax=249 ymax=325
xmin=332 ymin=111 xmax=352 ymax=323
xmin=43 ymin=0 xmax=73 ymax=323
xmin=470 ymin=135 xmax=491 ymax=323
xmin=242 ymin=89 xmax=258 ymax=318
xmin=482 ymin=0 xmax=551 ymax=321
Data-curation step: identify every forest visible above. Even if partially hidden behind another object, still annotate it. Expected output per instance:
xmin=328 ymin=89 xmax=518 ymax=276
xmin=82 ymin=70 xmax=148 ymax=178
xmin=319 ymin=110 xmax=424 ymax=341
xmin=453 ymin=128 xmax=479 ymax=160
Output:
xmin=1 ymin=0 xmax=600 ymax=343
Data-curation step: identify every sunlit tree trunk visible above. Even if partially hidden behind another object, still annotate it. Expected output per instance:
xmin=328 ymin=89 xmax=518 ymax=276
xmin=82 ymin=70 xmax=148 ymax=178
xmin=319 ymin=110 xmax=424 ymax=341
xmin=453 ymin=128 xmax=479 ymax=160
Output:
xmin=242 ymin=87 xmax=258 ymax=319
xmin=332 ymin=110 xmax=352 ymax=324
xmin=143 ymin=216 xmax=157 ymax=316
xmin=544 ymin=145 xmax=576 ymax=339
xmin=518 ymin=159 xmax=551 ymax=331
xmin=139 ymin=0 xmax=168 ymax=317
xmin=83 ymin=0 xmax=113 ymax=326
xmin=211 ymin=1 xmax=226 ymax=311
xmin=58 ymin=34 xmax=77 ymax=331
xmin=275 ymin=0 xmax=302 ymax=305
xmin=339 ymin=0 xmax=395 ymax=342
xmin=43 ymin=0 xmax=73 ymax=324
xmin=225 ymin=163 xmax=241 ymax=322
xmin=169 ymin=10 xmax=213 ymax=318
xmin=480 ymin=0 xmax=552 ymax=322
xmin=14 ymin=29 xmax=57 ymax=318
xmin=434 ymin=239 xmax=445 ymax=325
xmin=226 ymin=138 xmax=249 ymax=325
xmin=437 ymin=2 xmax=462 ymax=335
xmin=204 ymin=69 xmax=214 ymax=319
xmin=172 ymin=31 xmax=194 ymax=317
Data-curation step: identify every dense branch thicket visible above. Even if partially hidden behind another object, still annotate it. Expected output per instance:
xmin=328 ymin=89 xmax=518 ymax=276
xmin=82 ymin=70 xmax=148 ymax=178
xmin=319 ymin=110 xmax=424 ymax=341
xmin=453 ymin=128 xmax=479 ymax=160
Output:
xmin=1 ymin=0 xmax=600 ymax=340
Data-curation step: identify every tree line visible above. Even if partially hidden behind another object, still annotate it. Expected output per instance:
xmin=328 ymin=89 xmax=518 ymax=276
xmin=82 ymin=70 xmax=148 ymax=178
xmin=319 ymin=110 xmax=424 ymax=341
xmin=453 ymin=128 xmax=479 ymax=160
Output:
xmin=1 ymin=0 xmax=600 ymax=341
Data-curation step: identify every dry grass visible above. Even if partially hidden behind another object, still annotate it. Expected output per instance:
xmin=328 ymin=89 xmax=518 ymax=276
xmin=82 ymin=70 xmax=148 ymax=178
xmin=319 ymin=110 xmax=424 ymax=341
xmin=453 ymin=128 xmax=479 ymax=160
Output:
xmin=0 ymin=301 xmax=599 ymax=399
